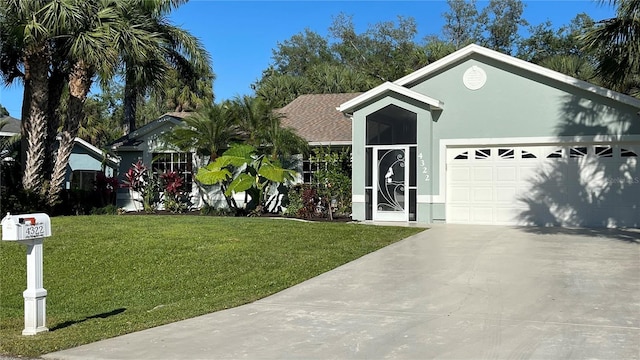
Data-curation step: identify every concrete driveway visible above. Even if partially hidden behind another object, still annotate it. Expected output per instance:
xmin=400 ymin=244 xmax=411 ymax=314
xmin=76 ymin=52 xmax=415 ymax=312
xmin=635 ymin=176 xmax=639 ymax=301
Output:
xmin=43 ymin=225 xmax=640 ymax=360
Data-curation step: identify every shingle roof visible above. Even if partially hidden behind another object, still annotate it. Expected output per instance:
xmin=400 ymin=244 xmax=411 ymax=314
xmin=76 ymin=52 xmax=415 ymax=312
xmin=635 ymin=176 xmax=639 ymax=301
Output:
xmin=0 ymin=115 xmax=20 ymax=134
xmin=109 ymin=112 xmax=193 ymax=149
xmin=278 ymin=93 xmax=360 ymax=144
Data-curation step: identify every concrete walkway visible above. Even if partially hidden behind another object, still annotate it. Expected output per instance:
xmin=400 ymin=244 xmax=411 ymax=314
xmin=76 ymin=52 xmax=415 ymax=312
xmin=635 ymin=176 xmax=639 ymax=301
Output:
xmin=43 ymin=225 xmax=640 ymax=360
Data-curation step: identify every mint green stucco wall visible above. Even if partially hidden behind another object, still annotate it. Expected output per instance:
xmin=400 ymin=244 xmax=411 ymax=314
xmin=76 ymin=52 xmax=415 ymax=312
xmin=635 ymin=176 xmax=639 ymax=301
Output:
xmin=351 ymin=53 xmax=640 ymax=224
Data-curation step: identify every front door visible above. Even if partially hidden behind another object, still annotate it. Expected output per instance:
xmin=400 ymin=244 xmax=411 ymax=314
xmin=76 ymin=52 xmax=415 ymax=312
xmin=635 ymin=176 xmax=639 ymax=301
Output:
xmin=373 ymin=147 xmax=409 ymax=221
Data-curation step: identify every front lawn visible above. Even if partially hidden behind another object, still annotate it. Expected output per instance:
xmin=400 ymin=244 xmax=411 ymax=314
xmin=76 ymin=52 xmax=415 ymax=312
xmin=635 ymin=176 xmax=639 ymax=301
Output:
xmin=0 ymin=215 xmax=423 ymax=357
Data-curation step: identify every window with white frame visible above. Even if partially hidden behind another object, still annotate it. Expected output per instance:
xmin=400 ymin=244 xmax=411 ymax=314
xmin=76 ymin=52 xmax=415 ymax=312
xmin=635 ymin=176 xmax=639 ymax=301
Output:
xmin=152 ymin=153 xmax=193 ymax=190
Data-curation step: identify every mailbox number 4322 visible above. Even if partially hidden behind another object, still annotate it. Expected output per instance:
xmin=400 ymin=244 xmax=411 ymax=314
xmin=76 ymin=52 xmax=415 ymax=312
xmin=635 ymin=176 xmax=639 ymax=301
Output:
xmin=24 ymin=225 xmax=45 ymax=238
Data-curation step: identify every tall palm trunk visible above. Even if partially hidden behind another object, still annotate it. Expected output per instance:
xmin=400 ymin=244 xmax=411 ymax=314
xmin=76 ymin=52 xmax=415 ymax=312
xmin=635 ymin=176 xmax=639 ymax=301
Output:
xmin=123 ymin=65 xmax=138 ymax=135
xmin=21 ymin=51 xmax=50 ymax=194
xmin=48 ymin=60 xmax=92 ymax=206
xmin=46 ymin=66 xmax=66 ymax=174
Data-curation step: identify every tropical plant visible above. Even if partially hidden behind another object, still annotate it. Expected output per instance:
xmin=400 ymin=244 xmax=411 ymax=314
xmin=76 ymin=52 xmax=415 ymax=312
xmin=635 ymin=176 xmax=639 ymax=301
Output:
xmin=163 ymin=104 xmax=241 ymax=163
xmin=160 ymin=171 xmax=191 ymax=213
xmin=118 ymin=0 xmax=212 ymax=134
xmin=228 ymin=96 xmax=308 ymax=159
xmin=309 ymin=147 xmax=352 ymax=219
xmin=195 ymin=144 xmax=297 ymax=214
xmin=582 ymin=0 xmax=640 ymax=97
xmin=0 ymin=0 xmax=212 ymax=206
xmin=121 ymin=160 xmax=160 ymax=213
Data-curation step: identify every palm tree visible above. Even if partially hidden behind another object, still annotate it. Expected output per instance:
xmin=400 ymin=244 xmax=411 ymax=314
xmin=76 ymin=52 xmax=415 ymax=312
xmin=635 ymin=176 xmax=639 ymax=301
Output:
xmin=163 ymin=104 xmax=242 ymax=163
xmin=582 ymin=0 xmax=640 ymax=96
xmin=229 ymin=96 xmax=308 ymax=159
xmin=47 ymin=2 xmax=123 ymax=206
xmin=539 ymin=55 xmax=598 ymax=83
xmin=118 ymin=0 xmax=212 ymax=134
xmin=0 ymin=0 xmax=55 ymax=193
xmin=230 ymin=95 xmax=271 ymax=148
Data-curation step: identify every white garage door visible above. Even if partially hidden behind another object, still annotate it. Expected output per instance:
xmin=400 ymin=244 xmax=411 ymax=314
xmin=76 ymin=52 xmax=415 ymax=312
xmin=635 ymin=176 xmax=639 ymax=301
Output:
xmin=446 ymin=144 xmax=640 ymax=227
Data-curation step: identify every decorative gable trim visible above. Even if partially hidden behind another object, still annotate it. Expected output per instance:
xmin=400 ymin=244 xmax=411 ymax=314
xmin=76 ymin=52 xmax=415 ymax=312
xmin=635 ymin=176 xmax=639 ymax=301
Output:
xmin=394 ymin=44 xmax=640 ymax=109
xmin=337 ymin=82 xmax=444 ymax=114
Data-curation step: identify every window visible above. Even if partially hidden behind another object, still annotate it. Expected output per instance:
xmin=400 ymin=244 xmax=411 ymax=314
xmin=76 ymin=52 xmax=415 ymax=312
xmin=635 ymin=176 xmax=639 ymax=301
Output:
xmin=595 ymin=146 xmax=613 ymax=158
xmin=454 ymin=151 xmax=468 ymax=160
xmin=475 ymin=149 xmax=491 ymax=159
xmin=569 ymin=147 xmax=587 ymax=158
xmin=621 ymin=148 xmax=638 ymax=157
xmin=152 ymin=153 xmax=193 ymax=190
xmin=302 ymin=159 xmax=327 ymax=184
xmin=521 ymin=150 xmax=537 ymax=159
xmin=547 ymin=149 xmax=562 ymax=158
xmin=366 ymin=105 xmax=417 ymax=145
xmin=498 ymin=148 xmax=514 ymax=159
xmin=70 ymin=170 xmax=98 ymax=191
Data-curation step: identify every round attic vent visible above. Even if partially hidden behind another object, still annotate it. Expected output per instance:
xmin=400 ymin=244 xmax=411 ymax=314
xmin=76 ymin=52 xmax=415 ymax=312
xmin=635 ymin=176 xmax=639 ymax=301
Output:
xmin=463 ymin=65 xmax=487 ymax=90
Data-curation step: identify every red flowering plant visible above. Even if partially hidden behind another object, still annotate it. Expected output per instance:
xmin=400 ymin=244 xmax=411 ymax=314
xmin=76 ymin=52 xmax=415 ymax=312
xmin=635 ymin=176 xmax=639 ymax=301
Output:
xmin=159 ymin=171 xmax=191 ymax=213
xmin=121 ymin=160 xmax=161 ymax=212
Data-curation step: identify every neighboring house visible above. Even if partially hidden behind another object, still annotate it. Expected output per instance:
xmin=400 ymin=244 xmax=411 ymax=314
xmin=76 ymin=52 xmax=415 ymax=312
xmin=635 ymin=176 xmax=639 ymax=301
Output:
xmin=337 ymin=44 xmax=640 ymax=227
xmin=0 ymin=115 xmax=20 ymax=138
xmin=109 ymin=112 xmax=201 ymax=211
xmin=66 ymin=138 xmax=118 ymax=190
xmin=0 ymin=115 xmax=116 ymax=190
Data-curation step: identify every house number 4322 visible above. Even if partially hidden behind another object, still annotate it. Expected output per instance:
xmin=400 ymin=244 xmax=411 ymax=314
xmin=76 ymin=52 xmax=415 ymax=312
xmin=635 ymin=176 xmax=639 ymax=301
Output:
xmin=418 ymin=153 xmax=430 ymax=182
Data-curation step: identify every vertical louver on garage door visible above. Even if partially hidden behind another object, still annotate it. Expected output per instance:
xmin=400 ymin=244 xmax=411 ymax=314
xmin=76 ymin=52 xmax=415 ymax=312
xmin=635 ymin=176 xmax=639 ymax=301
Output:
xmin=446 ymin=144 xmax=640 ymax=227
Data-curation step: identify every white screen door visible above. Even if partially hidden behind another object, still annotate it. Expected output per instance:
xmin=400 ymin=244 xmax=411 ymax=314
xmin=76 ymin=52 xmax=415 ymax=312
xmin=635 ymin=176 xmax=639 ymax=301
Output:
xmin=373 ymin=147 xmax=409 ymax=221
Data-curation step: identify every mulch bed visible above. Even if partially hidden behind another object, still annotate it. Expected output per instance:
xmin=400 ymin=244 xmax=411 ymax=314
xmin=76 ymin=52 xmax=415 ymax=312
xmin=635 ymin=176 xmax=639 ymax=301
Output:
xmin=121 ymin=210 xmax=352 ymax=222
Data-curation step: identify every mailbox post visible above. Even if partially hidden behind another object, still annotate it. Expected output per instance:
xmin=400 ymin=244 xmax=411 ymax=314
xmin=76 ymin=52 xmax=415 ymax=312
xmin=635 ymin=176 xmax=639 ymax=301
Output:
xmin=1 ymin=213 xmax=52 ymax=335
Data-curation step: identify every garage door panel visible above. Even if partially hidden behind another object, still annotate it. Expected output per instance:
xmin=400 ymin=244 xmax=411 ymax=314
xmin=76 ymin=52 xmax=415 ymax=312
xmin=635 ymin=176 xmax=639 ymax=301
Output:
xmin=449 ymin=187 xmax=470 ymax=202
xmin=473 ymin=167 xmax=493 ymax=181
xmin=448 ymin=206 xmax=471 ymax=222
xmin=496 ymin=187 xmax=517 ymax=202
xmin=496 ymin=167 xmax=517 ymax=181
xmin=495 ymin=207 xmax=520 ymax=224
xmin=471 ymin=207 xmax=494 ymax=222
xmin=446 ymin=143 xmax=640 ymax=227
xmin=449 ymin=167 xmax=471 ymax=181
xmin=473 ymin=187 xmax=493 ymax=202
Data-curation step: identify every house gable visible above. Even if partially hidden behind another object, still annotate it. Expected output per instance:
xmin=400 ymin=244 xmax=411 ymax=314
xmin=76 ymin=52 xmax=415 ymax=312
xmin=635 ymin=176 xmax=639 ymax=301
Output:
xmin=109 ymin=113 xmax=189 ymax=152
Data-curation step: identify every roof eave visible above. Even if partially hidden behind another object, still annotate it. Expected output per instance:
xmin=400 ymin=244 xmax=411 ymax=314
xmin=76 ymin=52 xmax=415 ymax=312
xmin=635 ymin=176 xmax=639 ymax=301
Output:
xmin=395 ymin=43 xmax=640 ymax=109
xmin=338 ymin=82 xmax=444 ymax=115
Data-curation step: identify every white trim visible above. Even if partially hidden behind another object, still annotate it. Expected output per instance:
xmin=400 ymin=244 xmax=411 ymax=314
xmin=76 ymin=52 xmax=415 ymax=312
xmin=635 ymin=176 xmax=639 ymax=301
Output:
xmin=417 ymin=195 xmax=445 ymax=204
xmin=441 ymin=135 xmax=640 ymax=147
xmin=352 ymin=194 xmax=365 ymax=203
xmin=73 ymin=138 xmax=119 ymax=165
xmin=338 ymin=82 xmax=444 ymax=114
xmin=308 ymin=141 xmax=352 ymax=146
xmin=394 ymin=44 xmax=640 ymax=109
xmin=0 ymin=131 xmax=18 ymax=137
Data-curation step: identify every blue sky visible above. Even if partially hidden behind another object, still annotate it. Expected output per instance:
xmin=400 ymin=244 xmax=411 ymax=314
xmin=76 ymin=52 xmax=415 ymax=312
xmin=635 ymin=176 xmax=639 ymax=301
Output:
xmin=0 ymin=0 xmax=616 ymax=119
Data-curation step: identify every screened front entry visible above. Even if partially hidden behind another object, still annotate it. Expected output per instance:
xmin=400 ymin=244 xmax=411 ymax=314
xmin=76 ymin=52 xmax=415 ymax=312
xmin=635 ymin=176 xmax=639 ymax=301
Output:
xmin=365 ymin=105 xmax=417 ymax=221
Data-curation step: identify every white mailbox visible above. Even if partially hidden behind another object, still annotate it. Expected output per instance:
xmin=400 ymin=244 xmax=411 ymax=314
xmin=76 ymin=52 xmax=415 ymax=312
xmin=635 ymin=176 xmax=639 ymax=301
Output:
xmin=1 ymin=213 xmax=51 ymax=335
xmin=2 ymin=213 xmax=51 ymax=242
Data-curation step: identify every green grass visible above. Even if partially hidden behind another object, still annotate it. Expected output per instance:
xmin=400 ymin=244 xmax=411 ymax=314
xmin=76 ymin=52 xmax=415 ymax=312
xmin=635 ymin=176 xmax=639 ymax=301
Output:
xmin=0 ymin=215 xmax=423 ymax=357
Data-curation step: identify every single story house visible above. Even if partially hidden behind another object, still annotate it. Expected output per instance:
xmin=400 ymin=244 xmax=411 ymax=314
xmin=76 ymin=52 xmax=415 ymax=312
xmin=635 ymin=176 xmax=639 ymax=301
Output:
xmin=108 ymin=112 xmax=201 ymax=210
xmin=337 ymin=44 xmax=640 ymax=227
xmin=0 ymin=115 xmax=117 ymax=190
